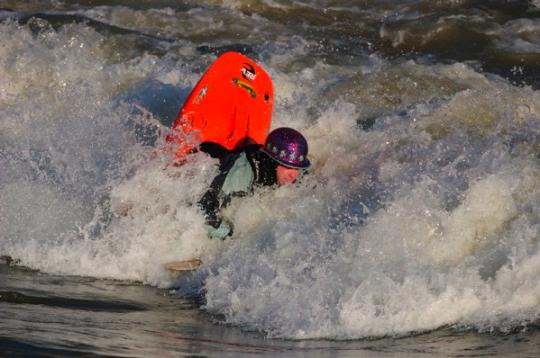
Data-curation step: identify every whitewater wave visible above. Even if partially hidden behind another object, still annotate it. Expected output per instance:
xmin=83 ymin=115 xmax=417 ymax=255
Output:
xmin=1 ymin=4 xmax=539 ymax=339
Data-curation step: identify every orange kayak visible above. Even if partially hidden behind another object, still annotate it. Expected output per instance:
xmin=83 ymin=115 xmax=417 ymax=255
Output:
xmin=167 ymin=51 xmax=274 ymax=158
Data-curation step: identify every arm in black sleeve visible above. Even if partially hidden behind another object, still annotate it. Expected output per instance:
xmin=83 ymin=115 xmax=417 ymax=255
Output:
xmin=197 ymin=153 xmax=237 ymax=228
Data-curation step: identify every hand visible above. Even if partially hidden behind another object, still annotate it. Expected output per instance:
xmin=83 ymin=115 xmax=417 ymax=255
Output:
xmin=205 ymin=220 xmax=233 ymax=240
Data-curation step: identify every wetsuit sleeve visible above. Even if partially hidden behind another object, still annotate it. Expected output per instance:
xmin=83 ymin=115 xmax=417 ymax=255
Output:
xmin=198 ymin=153 xmax=254 ymax=228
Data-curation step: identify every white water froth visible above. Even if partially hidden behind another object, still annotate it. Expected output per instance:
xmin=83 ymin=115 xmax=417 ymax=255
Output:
xmin=203 ymin=63 xmax=540 ymax=338
xmin=204 ymin=114 xmax=539 ymax=338
xmin=490 ymin=18 xmax=540 ymax=54
xmin=0 ymin=21 xmax=217 ymax=286
xmin=1 ymin=19 xmax=539 ymax=339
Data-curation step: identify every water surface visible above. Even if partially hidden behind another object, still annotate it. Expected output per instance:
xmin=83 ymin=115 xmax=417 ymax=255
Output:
xmin=1 ymin=0 xmax=539 ymax=355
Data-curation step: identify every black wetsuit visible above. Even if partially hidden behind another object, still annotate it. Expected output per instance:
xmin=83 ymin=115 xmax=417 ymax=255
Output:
xmin=198 ymin=145 xmax=277 ymax=230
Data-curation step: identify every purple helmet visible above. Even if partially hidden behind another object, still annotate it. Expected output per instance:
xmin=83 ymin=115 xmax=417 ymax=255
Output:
xmin=262 ymin=127 xmax=310 ymax=169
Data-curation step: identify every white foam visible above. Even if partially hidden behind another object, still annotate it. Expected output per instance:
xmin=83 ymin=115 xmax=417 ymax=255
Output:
xmin=1 ymin=15 xmax=539 ymax=339
xmin=0 ymin=20 xmax=218 ymax=287
xmin=489 ymin=18 xmax=540 ymax=53
xmin=203 ymin=57 xmax=540 ymax=338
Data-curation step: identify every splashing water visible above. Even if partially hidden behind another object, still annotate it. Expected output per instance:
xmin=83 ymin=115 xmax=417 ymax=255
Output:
xmin=1 ymin=1 xmax=539 ymax=341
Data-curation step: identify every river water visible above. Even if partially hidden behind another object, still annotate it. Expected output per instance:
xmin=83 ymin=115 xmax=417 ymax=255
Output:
xmin=1 ymin=0 xmax=539 ymax=356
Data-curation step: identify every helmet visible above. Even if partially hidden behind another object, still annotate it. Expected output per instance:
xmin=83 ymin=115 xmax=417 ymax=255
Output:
xmin=262 ymin=127 xmax=310 ymax=169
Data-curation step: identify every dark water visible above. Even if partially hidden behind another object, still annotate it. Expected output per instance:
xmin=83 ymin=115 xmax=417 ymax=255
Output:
xmin=2 ymin=262 xmax=540 ymax=357
xmin=1 ymin=0 xmax=539 ymax=356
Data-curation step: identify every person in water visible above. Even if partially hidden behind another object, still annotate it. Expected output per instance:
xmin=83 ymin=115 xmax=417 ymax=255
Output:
xmin=198 ymin=127 xmax=310 ymax=239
